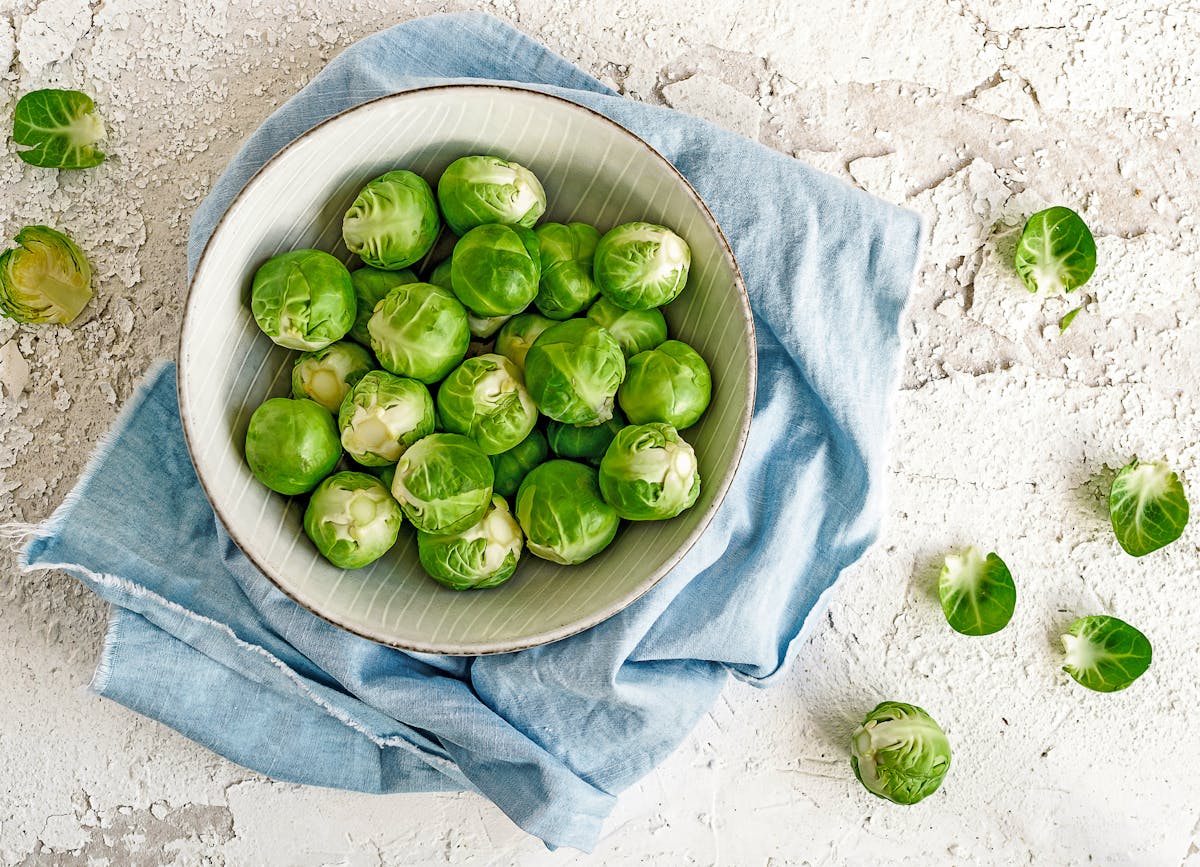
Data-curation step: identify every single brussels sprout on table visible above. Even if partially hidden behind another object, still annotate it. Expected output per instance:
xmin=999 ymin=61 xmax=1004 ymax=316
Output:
xmin=593 ymin=222 xmax=691 ymax=310
xmin=1061 ymin=615 xmax=1152 ymax=692
xmin=533 ymin=222 xmax=601 ymax=319
xmin=547 ymin=409 xmax=625 ymax=466
xmin=1013 ymin=206 xmax=1096 ymax=294
xmin=450 ymin=224 xmax=541 ymax=317
xmin=515 ymin=460 xmax=619 ymax=565
xmin=342 ymin=170 xmax=440 ymax=270
xmin=368 ymin=281 xmax=469 ymax=384
xmin=418 ymin=495 xmax=524 ymax=590
xmin=0 ymin=226 xmax=92 ymax=325
xmin=291 ymin=341 xmax=374 ymax=413
xmin=490 ymin=429 xmax=548 ymax=498
xmin=1108 ymin=458 xmax=1189 ymax=557
xmin=598 ymin=422 xmax=700 ymax=520
xmin=347 ymin=266 xmax=417 ymax=346
xmin=523 ymin=318 xmax=626 ymax=425
xmin=13 ymin=89 xmax=106 ymax=169
xmin=251 ymin=249 xmax=355 ymax=351
xmin=494 ymin=312 xmax=555 ymax=371
xmin=245 ymin=397 xmax=342 ymax=495
xmin=618 ymin=340 xmax=711 ymax=430
xmin=437 ymin=354 xmax=538 ymax=455
xmin=391 ymin=433 xmax=494 ymax=535
xmin=850 ymin=701 xmax=951 ymax=805
xmin=304 ymin=472 xmax=403 ymax=569
xmin=937 ymin=546 xmax=1016 ymax=636
xmin=585 ymin=296 xmax=668 ymax=358
xmin=437 ymin=155 xmax=546 ymax=236
xmin=339 ymin=370 xmax=435 ymax=466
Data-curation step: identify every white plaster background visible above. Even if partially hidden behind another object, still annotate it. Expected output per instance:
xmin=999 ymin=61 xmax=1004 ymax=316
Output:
xmin=1 ymin=0 xmax=1198 ymax=864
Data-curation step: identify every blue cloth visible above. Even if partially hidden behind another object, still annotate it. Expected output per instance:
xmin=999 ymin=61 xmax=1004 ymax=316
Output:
xmin=21 ymin=12 xmax=922 ymax=851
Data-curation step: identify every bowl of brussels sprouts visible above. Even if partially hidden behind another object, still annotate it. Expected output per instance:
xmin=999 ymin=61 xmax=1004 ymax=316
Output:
xmin=180 ymin=85 xmax=755 ymax=654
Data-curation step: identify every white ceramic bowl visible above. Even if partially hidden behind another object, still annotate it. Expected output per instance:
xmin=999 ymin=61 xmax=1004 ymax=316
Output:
xmin=180 ymin=85 xmax=755 ymax=654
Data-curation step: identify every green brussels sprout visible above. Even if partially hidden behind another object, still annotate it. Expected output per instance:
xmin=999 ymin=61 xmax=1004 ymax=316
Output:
xmin=251 ymin=249 xmax=355 ymax=351
xmin=436 ymin=354 xmax=538 ymax=455
xmin=524 ymin=319 xmax=625 ymax=425
xmin=376 ymin=463 xmax=396 ymax=490
xmin=417 ymin=495 xmax=524 ymax=590
xmin=244 ymin=397 xmax=342 ymax=495
xmin=490 ymin=429 xmax=548 ymax=498
xmin=303 ymin=472 xmax=403 ymax=569
xmin=851 ymin=702 xmax=951 ymax=805
xmin=598 ymin=423 xmax=700 ymax=520
xmin=348 ymin=266 xmax=417 ymax=346
xmin=546 ymin=409 xmax=626 ymax=466
xmin=1108 ymin=458 xmax=1190 ymax=557
xmin=467 ymin=311 xmax=512 ymax=339
xmin=585 ymin=296 xmax=668 ymax=358
xmin=1061 ymin=615 xmax=1153 ymax=692
xmin=291 ymin=341 xmax=374 ymax=413
xmin=449 ymin=224 xmax=541 ymax=317
xmin=436 ymin=155 xmax=546 ymax=236
xmin=338 ymin=370 xmax=435 ymax=466
xmin=368 ymin=282 xmax=469 ymax=384
xmin=533 ymin=222 xmax=601 ymax=319
xmin=342 ymin=170 xmax=440 ymax=270
xmin=593 ymin=222 xmax=691 ymax=310
xmin=937 ymin=547 xmax=1017 ymax=636
xmin=515 ymin=460 xmax=619 ymax=565
xmin=494 ymin=312 xmax=555 ymax=372
xmin=427 ymin=258 xmax=453 ymax=290
xmin=13 ymin=89 xmax=106 ymax=169
xmin=391 ymin=433 xmax=494 ymax=534
xmin=0 ymin=226 xmax=92 ymax=325
xmin=617 ymin=340 xmax=712 ymax=430
xmin=1014 ymin=206 xmax=1096 ymax=294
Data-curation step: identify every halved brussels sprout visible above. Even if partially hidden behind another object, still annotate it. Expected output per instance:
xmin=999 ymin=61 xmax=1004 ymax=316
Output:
xmin=546 ymin=409 xmax=626 ymax=466
xmin=368 ymin=282 xmax=469 ymax=384
xmin=585 ymin=296 xmax=668 ymax=358
xmin=851 ymin=702 xmax=951 ymax=805
xmin=342 ymin=170 xmax=440 ymax=270
xmin=13 ymin=89 xmax=106 ymax=169
xmin=449 ymin=224 xmax=540 ymax=317
xmin=515 ymin=460 xmax=619 ymax=565
xmin=490 ymin=429 xmax=548 ymax=498
xmin=338 ymin=370 xmax=435 ymax=466
xmin=348 ymin=266 xmax=417 ymax=346
xmin=0 ymin=226 xmax=92 ymax=324
xmin=437 ymin=354 xmax=538 ymax=455
xmin=618 ymin=340 xmax=712 ymax=430
xmin=494 ymin=312 xmax=555 ymax=371
xmin=245 ymin=397 xmax=342 ymax=495
xmin=523 ymin=318 xmax=626 ymax=425
xmin=534 ymin=222 xmax=601 ymax=319
xmin=598 ymin=423 xmax=700 ymax=520
xmin=391 ymin=433 xmax=494 ymax=534
xmin=594 ymin=222 xmax=691 ymax=310
xmin=251 ymin=249 xmax=355 ymax=351
xmin=417 ymin=495 xmax=524 ymax=590
xmin=304 ymin=472 xmax=403 ymax=569
xmin=436 ymin=155 xmax=546 ymax=236
xmin=291 ymin=341 xmax=374 ymax=412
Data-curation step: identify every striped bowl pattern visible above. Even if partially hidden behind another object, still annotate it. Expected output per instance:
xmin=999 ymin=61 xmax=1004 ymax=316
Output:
xmin=180 ymin=85 xmax=756 ymax=654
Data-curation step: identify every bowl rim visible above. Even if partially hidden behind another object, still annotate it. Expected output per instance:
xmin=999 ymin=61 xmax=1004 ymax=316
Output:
xmin=179 ymin=82 xmax=758 ymax=655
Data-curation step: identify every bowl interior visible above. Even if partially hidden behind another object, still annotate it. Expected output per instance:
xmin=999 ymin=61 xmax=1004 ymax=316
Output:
xmin=181 ymin=85 xmax=754 ymax=654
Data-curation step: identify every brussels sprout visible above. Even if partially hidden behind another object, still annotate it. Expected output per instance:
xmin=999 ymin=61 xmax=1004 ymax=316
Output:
xmin=533 ymin=222 xmax=601 ymax=319
xmin=376 ymin=463 xmax=396 ymax=491
xmin=251 ymin=249 xmax=355 ymax=351
xmin=494 ymin=312 xmax=555 ymax=371
xmin=850 ymin=701 xmax=951 ymax=805
xmin=13 ymin=89 xmax=106 ymax=169
xmin=467 ymin=311 xmax=512 ymax=339
xmin=1061 ymin=615 xmax=1152 ymax=692
xmin=417 ymin=495 xmax=524 ymax=590
xmin=391 ymin=433 xmax=494 ymax=534
xmin=368 ymin=282 xmax=469 ymax=384
xmin=1108 ymin=458 xmax=1189 ymax=557
xmin=593 ymin=222 xmax=691 ymax=310
xmin=291 ymin=341 xmax=374 ymax=413
xmin=937 ymin=547 xmax=1016 ymax=636
xmin=523 ymin=318 xmax=625 ymax=425
xmin=1014 ymin=206 xmax=1096 ymax=295
xmin=244 ymin=397 xmax=342 ymax=495
xmin=547 ymin=409 xmax=625 ymax=466
xmin=436 ymin=354 xmax=538 ymax=455
xmin=436 ymin=155 xmax=546 ymax=236
xmin=304 ymin=472 xmax=403 ymax=569
xmin=598 ymin=423 xmax=700 ymax=520
xmin=515 ymin=460 xmax=619 ymax=565
xmin=449 ymin=224 xmax=540 ymax=317
xmin=338 ymin=370 xmax=435 ymax=466
xmin=342 ymin=170 xmax=440 ymax=270
xmin=0 ymin=226 xmax=92 ymax=325
xmin=348 ymin=266 xmax=417 ymax=346
xmin=490 ymin=429 xmax=548 ymax=498
xmin=427 ymin=258 xmax=453 ymax=290
xmin=618 ymin=340 xmax=711 ymax=430
xmin=585 ymin=296 xmax=668 ymax=358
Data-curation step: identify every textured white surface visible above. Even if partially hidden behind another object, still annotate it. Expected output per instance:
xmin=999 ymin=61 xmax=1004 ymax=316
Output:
xmin=1 ymin=1 xmax=1197 ymax=864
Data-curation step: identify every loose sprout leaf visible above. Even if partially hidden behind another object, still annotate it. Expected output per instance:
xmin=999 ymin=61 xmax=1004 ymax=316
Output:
xmin=1108 ymin=459 xmax=1190 ymax=556
xmin=850 ymin=701 xmax=951 ymax=805
xmin=937 ymin=546 xmax=1016 ymax=636
xmin=1013 ymin=206 xmax=1096 ymax=294
xmin=13 ymin=89 xmax=107 ymax=169
xmin=1058 ymin=305 xmax=1083 ymax=333
xmin=1061 ymin=615 xmax=1152 ymax=692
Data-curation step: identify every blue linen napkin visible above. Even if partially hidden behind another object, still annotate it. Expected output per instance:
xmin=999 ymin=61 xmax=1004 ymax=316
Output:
xmin=20 ymin=12 xmax=922 ymax=851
